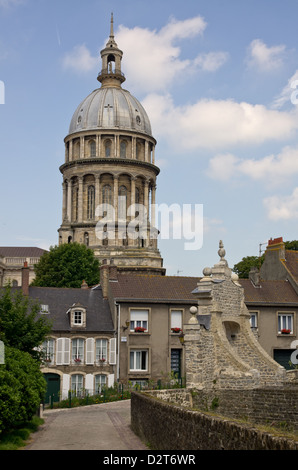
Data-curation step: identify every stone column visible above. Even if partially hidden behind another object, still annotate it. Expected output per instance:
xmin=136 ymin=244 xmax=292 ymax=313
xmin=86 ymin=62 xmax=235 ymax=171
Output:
xmin=113 ymin=174 xmax=119 ymax=228
xmin=95 ymin=175 xmax=101 ymax=218
xmin=67 ymin=179 xmax=72 ymax=222
xmin=151 ymin=184 xmax=156 ymax=228
xmin=62 ymin=181 xmax=67 ymax=221
xmin=144 ymin=179 xmax=149 ymax=221
xmin=78 ymin=177 xmax=83 ymax=222
xmin=69 ymin=140 xmax=73 ymax=162
xmin=80 ymin=136 xmax=84 ymax=159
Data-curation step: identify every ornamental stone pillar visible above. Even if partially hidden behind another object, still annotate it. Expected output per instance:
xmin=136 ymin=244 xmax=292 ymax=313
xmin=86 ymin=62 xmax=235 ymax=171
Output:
xmin=78 ymin=177 xmax=83 ymax=222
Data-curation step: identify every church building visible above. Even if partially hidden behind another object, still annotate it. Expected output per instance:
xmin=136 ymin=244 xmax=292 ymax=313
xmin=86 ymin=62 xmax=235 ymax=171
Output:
xmin=58 ymin=14 xmax=165 ymax=276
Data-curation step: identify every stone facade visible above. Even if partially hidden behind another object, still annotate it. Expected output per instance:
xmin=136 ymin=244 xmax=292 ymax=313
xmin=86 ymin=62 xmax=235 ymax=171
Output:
xmin=58 ymin=16 xmax=164 ymax=276
xmin=184 ymin=241 xmax=286 ymax=390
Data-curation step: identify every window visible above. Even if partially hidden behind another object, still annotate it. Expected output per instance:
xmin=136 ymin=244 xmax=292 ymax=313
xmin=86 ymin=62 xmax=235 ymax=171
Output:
xmin=171 ymin=310 xmax=182 ymax=332
xmin=87 ymin=185 xmax=95 ymax=219
xmin=96 ymin=339 xmax=107 ymax=362
xmin=40 ymin=304 xmax=49 ymax=314
xmin=95 ymin=374 xmax=106 ymax=393
xmin=102 ymin=184 xmax=112 ymax=214
xmin=278 ymin=313 xmax=294 ymax=334
xmin=130 ymin=350 xmax=148 ymax=371
xmin=72 ymin=338 xmax=84 ymax=363
xmin=130 ymin=309 xmax=149 ymax=332
xmin=249 ymin=311 xmax=258 ymax=328
xmin=120 ymin=140 xmax=127 ymax=158
xmin=89 ymin=140 xmax=96 ymax=157
xmin=74 ymin=310 xmax=83 ymax=325
xmin=105 ymin=140 xmax=111 ymax=157
xmin=42 ymin=338 xmax=54 ymax=363
xmin=118 ymin=185 xmax=127 ymax=220
xmin=71 ymin=374 xmax=83 ymax=396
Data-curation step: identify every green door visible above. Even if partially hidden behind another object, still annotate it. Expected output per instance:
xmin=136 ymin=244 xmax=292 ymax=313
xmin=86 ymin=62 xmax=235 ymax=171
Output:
xmin=44 ymin=373 xmax=60 ymax=404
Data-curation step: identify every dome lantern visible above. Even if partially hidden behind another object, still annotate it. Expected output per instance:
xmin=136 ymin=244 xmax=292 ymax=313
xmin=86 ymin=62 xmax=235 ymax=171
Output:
xmin=97 ymin=13 xmax=126 ymax=88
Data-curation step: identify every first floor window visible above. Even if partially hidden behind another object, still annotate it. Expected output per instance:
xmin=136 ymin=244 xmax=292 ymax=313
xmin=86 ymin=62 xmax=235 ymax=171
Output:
xmin=96 ymin=339 xmax=107 ymax=362
xmin=130 ymin=350 xmax=148 ymax=371
xmin=95 ymin=374 xmax=106 ymax=393
xmin=71 ymin=374 xmax=83 ymax=396
xmin=130 ymin=310 xmax=148 ymax=332
xmin=72 ymin=338 xmax=84 ymax=363
xmin=171 ymin=310 xmax=182 ymax=331
xmin=42 ymin=338 xmax=54 ymax=363
xmin=278 ymin=313 xmax=294 ymax=334
xmin=249 ymin=311 xmax=258 ymax=328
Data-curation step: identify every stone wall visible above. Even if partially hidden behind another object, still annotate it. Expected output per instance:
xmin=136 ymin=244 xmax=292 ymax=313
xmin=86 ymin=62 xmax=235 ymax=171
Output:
xmin=131 ymin=391 xmax=298 ymax=450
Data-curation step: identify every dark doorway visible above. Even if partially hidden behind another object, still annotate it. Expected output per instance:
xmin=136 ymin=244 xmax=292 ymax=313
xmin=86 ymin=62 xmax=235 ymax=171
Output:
xmin=171 ymin=349 xmax=182 ymax=378
xmin=44 ymin=373 xmax=60 ymax=404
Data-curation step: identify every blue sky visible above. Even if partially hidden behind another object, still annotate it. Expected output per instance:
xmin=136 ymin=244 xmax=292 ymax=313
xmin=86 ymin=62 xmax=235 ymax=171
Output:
xmin=1 ymin=0 xmax=298 ymax=276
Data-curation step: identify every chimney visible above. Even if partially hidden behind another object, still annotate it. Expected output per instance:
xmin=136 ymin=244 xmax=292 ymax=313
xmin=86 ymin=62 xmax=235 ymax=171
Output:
xmin=100 ymin=259 xmax=118 ymax=298
xmin=100 ymin=259 xmax=109 ymax=299
xmin=22 ymin=261 xmax=30 ymax=296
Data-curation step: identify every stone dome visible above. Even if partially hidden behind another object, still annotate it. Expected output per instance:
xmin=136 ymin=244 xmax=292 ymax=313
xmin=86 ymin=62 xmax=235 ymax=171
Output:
xmin=68 ymin=87 xmax=152 ymax=137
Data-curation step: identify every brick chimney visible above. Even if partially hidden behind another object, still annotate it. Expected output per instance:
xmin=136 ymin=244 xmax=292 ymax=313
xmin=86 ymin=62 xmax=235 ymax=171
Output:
xmin=22 ymin=261 xmax=29 ymax=296
xmin=100 ymin=259 xmax=118 ymax=299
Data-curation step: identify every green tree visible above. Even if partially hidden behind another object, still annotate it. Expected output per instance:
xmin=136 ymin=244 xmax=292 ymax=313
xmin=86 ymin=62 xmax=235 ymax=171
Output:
xmin=0 ymin=286 xmax=52 ymax=360
xmin=233 ymin=255 xmax=264 ymax=279
xmin=285 ymin=240 xmax=298 ymax=250
xmin=32 ymin=243 xmax=100 ymax=288
xmin=0 ymin=346 xmax=46 ymax=434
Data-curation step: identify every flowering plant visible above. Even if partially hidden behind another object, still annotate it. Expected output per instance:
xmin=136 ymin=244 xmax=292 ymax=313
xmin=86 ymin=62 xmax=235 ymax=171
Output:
xmin=281 ymin=329 xmax=291 ymax=334
xmin=99 ymin=358 xmax=106 ymax=362
xmin=134 ymin=327 xmax=146 ymax=332
xmin=171 ymin=327 xmax=182 ymax=333
xmin=74 ymin=357 xmax=81 ymax=363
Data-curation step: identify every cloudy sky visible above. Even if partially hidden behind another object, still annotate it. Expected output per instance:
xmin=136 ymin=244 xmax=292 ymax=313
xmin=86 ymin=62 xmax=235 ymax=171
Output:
xmin=1 ymin=0 xmax=298 ymax=276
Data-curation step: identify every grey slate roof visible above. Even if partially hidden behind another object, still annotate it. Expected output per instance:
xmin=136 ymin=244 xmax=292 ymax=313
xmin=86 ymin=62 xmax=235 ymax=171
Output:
xmin=28 ymin=285 xmax=114 ymax=332
xmin=0 ymin=247 xmax=47 ymax=257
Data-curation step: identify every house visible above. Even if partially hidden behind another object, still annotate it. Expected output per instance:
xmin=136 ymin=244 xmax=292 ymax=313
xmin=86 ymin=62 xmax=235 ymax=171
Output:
xmin=21 ymin=263 xmax=116 ymax=404
xmin=0 ymin=246 xmax=46 ymax=287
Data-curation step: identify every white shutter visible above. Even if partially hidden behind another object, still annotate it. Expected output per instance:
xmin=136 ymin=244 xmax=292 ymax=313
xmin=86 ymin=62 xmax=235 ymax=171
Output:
xmin=109 ymin=338 xmax=117 ymax=365
xmin=86 ymin=338 xmax=95 ymax=365
xmin=62 ymin=374 xmax=70 ymax=400
xmin=108 ymin=373 xmax=115 ymax=387
xmin=56 ymin=338 xmax=70 ymax=365
xmin=63 ymin=338 xmax=70 ymax=364
xmin=56 ymin=338 xmax=63 ymax=365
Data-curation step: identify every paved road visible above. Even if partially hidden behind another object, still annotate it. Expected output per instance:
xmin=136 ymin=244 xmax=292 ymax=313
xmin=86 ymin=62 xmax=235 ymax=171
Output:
xmin=24 ymin=399 xmax=148 ymax=451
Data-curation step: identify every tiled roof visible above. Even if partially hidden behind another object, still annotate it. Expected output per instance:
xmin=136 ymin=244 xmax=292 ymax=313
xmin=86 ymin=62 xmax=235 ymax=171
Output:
xmin=239 ymin=279 xmax=298 ymax=305
xmin=0 ymin=247 xmax=47 ymax=257
xmin=282 ymin=250 xmax=298 ymax=283
xmin=29 ymin=285 xmax=114 ymax=332
xmin=109 ymin=273 xmax=298 ymax=306
xmin=109 ymin=274 xmax=200 ymax=302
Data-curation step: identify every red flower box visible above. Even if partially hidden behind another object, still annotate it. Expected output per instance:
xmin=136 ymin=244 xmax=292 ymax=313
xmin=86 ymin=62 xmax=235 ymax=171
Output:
xmin=281 ymin=329 xmax=291 ymax=334
xmin=171 ymin=327 xmax=182 ymax=333
xmin=134 ymin=327 xmax=146 ymax=332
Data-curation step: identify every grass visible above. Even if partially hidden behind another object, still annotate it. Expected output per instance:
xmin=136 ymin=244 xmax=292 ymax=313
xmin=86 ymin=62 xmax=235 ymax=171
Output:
xmin=0 ymin=416 xmax=44 ymax=450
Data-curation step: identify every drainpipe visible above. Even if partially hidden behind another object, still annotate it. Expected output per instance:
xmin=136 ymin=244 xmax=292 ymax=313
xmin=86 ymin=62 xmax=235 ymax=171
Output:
xmin=115 ymin=301 xmax=120 ymax=382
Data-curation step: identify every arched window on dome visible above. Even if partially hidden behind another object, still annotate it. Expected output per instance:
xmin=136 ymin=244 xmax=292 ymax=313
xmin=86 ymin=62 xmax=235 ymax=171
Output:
xmin=105 ymin=140 xmax=112 ymax=158
xmin=74 ymin=140 xmax=80 ymax=159
xmin=102 ymin=184 xmax=112 ymax=217
xmin=89 ymin=140 xmax=96 ymax=158
xmin=120 ymin=140 xmax=127 ymax=158
xmin=87 ymin=185 xmax=95 ymax=220
xmin=135 ymin=187 xmax=140 ymax=204
xmin=118 ymin=185 xmax=127 ymax=220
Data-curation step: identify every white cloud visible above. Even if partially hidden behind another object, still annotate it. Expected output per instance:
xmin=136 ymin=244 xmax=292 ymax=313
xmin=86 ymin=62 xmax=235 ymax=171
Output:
xmin=194 ymin=51 xmax=229 ymax=72
xmin=207 ymin=145 xmax=298 ymax=185
xmin=142 ymin=93 xmax=298 ymax=151
xmin=62 ymin=16 xmax=228 ymax=92
xmin=272 ymin=70 xmax=298 ymax=109
xmin=246 ymin=39 xmax=286 ymax=71
xmin=0 ymin=0 xmax=25 ymax=8
xmin=62 ymin=44 xmax=98 ymax=73
xmin=264 ymin=187 xmax=298 ymax=220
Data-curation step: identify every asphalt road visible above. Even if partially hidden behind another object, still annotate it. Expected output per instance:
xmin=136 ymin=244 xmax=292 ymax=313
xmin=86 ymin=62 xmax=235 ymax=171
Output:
xmin=24 ymin=399 xmax=148 ymax=451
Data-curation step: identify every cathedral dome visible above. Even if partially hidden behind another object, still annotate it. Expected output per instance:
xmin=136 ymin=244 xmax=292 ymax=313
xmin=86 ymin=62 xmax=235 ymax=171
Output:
xmin=68 ymin=87 xmax=152 ymax=136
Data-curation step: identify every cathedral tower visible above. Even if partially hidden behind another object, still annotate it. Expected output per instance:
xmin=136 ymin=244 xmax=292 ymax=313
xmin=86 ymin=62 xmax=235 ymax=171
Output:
xmin=58 ymin=15 xmax=165 ymax=275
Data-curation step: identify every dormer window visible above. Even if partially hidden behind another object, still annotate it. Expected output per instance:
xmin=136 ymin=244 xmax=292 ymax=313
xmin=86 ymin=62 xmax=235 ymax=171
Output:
xmin=68 ymin=305 xmax=87 ymax=328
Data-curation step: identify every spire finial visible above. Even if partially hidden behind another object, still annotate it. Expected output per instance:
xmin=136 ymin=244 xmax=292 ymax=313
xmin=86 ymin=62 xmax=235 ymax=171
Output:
xmin=110 ymin=12 xmax=114 ymax=38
